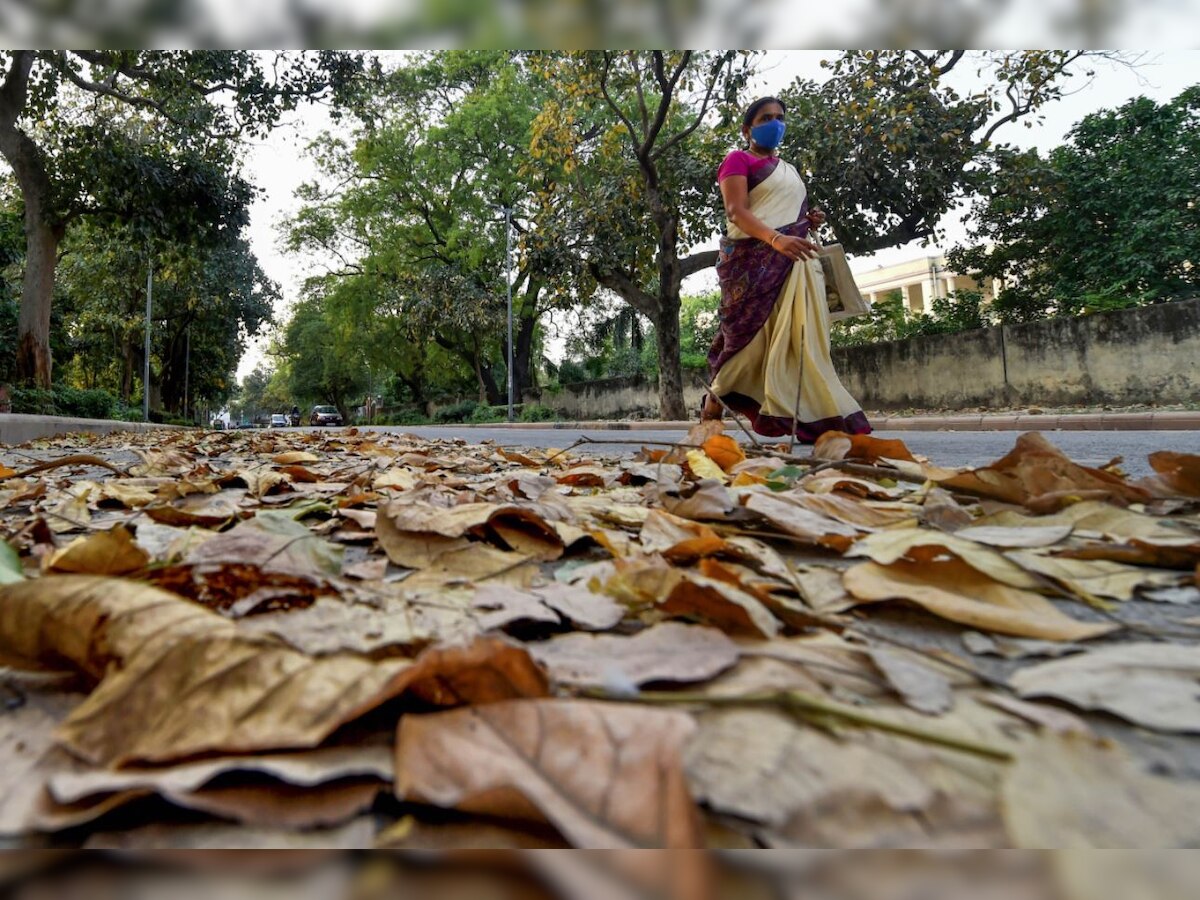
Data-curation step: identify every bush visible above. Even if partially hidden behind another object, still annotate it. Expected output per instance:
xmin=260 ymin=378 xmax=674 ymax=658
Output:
xmin=8 ymin=385 xmax=117 ymax=419
xmin=433 ymin=399 xmax=480 ymax=423
xmin=469 ymin=404 xmax=504 ymax=424
xmin=385 ymin=407 xmax=430 ymax=426
xmin=519 ymin=404 xmax=557 ymax=422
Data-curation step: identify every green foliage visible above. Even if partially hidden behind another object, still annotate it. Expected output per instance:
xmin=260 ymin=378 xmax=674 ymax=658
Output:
xmin=950 ymin=86 xmax=1200 ymax=321
xmin=9 ymin=384 xmax=117 ymax=418
xmin=679 ymin=292 xmax=719 ymax=371
xmin=433 ymin=400 xmax=483 ymax=423
xmin=779 ymin=51 xmax=1125 ymax=255
xmin=832 ymin=290 xmax=992 ymax=348
xmin=519 ymin=403 xmax=556 ymax=422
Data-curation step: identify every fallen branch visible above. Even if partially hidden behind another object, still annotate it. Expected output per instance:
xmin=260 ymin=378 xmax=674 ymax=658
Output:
xmin=8 ymin=454 xmax=129 ymax=479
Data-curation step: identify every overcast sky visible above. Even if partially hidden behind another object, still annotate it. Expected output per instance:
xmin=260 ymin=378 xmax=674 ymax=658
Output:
xmin=236 ymin=50 xmax=1200 ymax=377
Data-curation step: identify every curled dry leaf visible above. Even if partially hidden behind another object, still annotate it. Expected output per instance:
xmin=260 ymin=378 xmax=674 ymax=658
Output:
xmin=661 ymin=572 xmax=782 ymax=639
xmin=938 ymin=432 xmax=1149 ymax=512
xmin=701 ymin=434 xmax=745 ymax=472
xmin=1145 ymin=450 xmax=1200 ymax=497
xmin=1009 ymin=642 xmax=1200 ymax=733
xmin=0 ymin=576 xmax=548 ymax=766
xmin=1006 ymin=549 xmax=1180 ymax=602
xmin=848 ymin=528 xmax=1042 ymax=591
xmin=843 ymin=559 xmax=1117 ymax=642
xmin=528 ymin=622 xmax=740 ymax=688
xmin=638 ymin=508 xmax=728 ymax=561
xmin=744 ymin=491 xmax=860 ymax=549
xmin=395 ymin=699 xmax=702 ymax=848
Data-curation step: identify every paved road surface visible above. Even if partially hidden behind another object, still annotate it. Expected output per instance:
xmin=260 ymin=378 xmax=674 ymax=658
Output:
xmin=357 ymin=426 xmax=1200 ymax=478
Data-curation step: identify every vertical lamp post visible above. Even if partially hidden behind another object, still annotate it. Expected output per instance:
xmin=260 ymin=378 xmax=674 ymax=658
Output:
xmin=143 ymin=247 xmax=153 ymax=422
xmin=503 ymin=204 xmax=514 ymax=422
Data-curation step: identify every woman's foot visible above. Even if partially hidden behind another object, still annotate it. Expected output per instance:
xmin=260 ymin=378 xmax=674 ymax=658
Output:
xmin=701 ymin=395 xmax=724 ymax=421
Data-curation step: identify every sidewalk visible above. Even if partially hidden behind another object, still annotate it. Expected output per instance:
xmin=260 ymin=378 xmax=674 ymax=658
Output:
xmin=0 ymin=413 xmax=184 ymax=445
xmin=467 ymin=410 xmax=1200 ymax=432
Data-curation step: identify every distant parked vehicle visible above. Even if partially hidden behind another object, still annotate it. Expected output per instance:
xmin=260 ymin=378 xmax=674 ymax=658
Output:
xmin=310 ymin=405 xmax=343 ymax=426
xmin=289 ymin=406 xmax=301 ymax=427
xmin=211 ymin=419 xmax=226 ymax=430
xmin=270 ymin=413 xmax=289 ymax=427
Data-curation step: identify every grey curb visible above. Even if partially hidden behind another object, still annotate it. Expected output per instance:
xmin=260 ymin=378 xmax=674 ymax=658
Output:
xmin=0 ymin=414 xmax=186 ymax=445
xmin=448 ymin=411 xmax=1199 ymax=432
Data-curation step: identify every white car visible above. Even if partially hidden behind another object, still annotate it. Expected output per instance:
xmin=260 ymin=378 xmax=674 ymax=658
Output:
xmin=269 ymin=414 xmax=289 ymax=427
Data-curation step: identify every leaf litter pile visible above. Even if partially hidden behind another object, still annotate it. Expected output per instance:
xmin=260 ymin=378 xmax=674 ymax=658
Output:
xmin=1 ymin=423 xmax=1199 ymax=851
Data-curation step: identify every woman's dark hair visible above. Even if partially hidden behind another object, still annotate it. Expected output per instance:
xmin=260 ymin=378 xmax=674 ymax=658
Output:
xmin=742 ymin=96 xmax=786 ymax=129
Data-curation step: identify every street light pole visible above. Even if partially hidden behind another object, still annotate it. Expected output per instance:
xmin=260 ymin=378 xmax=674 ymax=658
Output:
xmin=143 ymin=248 xmax=152 ymax=423
xmin=504 ymin=204 xmax=514 ymax=422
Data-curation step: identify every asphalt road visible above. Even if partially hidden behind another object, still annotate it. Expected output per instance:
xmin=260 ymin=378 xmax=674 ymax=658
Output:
xmin=355 ymin=425 xmax=1200 ymax=478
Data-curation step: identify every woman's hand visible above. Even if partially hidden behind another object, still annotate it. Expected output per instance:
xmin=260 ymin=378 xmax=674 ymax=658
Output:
xmin=772 ymin=234 xmax=821 ymax=261
xmin=805 ymin=208 xmax=826 ymax=228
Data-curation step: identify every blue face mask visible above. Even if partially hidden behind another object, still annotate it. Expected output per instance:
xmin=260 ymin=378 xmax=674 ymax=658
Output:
xmin=749 ymin=119 xmax=786 ymax=150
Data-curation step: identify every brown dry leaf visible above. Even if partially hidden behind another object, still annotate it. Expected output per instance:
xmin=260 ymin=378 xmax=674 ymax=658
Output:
xmin=144 ymin=490 xmax=242 ymax=529
xmin=273 ymin=451 xmax=321 ymax=465
xmin=41 ymin=486 xmax=93 ymax=534
xmin=395 ymin=699 xmax=702 ymax=848
xmin=843 ymin=559 xmax=1117 ymax=641
xmin=1001 ymin=733 xmax=1200 ymax=847
xmin=638 ymin=508 xmax=728 ymax=561
xmin=230 ymin=465 xmax=290 ymax=499
xmin=183 ymin=517 xmax=343 ymax=578
xmin=377 ymin=500 xmax=561 ymax=567
xmin=813 ymin=431 xmax=852 ymax=461
xmin=1145 ymin=450 xmax=1200 ymax=497
xmin=373 ymin=468 xmax=417 ymax=491
xmin=954 ymin=525 xmax=1074 ymax=548
xmin=528 ymin=622 xmax=740 ymax=688
xmin=44 ymin=525 xmax=149 ymax=576
xmin=97 ymin=479 xmax=162 ymax=508
xmin=684 ymin=707 xmax=1005 ymax=847
xmin=83 ymin=817 xmax=376 ymax=850
xmin=744 ymin=490 xmax=860 ymax=549
xmin=472 ymin=583 xmax=560 ymax=631
xmin=1010 ymin=642 xmax=1200 ymax=732
xmin=866 ymin=646 xmax=954 ymax=715
xmin=531 ymin=582 xmax=624 ymax=631
xmin=398 ymin=544 xmax=539 ymax=591
xmin=939 ymin=432 xmax=1149 ymax=512
xmin=790 ymin=492 xmax=917 ymax=529
xmin=660 ymin=478 xmax=739 ymax=520
xmin=849 ymin=528 xmax=1043 ymax=591
xmin=1005 ymin=549 xmax=1179 ymax=602
xmin=662 ymin=572 xmax=782 ymax=639
xmin=555 ymin=465 xmax=608 ymax=487
xmin=0 ymin=576 xmax=547 ymax=766
xmin=921 ymin=488 xmax=974 ymax=532
xmin=701 ymin=433 xmax=745 ymax=472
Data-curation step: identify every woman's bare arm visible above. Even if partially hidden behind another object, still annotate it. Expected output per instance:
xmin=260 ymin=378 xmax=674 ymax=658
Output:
xmin=720 ymin=175 xmax=820 ymax=261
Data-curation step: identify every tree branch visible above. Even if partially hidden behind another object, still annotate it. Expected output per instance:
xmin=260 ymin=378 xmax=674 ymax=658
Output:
xmin=680 ymin=249 xmax=719 ymax=279
xmin=598 ymin=52 xmax=640 ymax=154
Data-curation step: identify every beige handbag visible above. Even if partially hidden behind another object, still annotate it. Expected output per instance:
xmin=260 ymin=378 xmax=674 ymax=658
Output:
xmin=816 ymin=242 xmax=870 ymax=322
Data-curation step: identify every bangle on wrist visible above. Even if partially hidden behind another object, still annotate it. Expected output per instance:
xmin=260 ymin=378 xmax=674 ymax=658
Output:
xmin=768 ymin=232 xmax=782 ymax=250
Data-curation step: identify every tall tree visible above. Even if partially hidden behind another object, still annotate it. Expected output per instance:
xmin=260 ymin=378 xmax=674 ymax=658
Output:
xmin=778 ymin=51 xmax=1135 ymax=254
xmin=529 ymin=51 xmax=753 ymax=419
xmin=0 ymin=50 xmax=360 ymax=386
xmin=949 ymin=87 xmax=1200 ymax=322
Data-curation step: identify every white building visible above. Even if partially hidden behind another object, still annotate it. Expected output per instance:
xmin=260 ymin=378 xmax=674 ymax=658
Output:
xmin=854 ymin=254 xmax=1002 ymax=314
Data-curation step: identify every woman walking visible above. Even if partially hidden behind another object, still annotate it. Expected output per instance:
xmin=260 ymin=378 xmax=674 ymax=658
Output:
xmin=705 ymin=97 xmax=871 ymax=441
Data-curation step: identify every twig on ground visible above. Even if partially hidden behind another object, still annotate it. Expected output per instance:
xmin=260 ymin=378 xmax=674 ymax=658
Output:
xmin=8 ymin=454 xmax=129 ymax=479
xmin=789 ymin=323 xmax=806 ymax=455
xmin=582 ymin=687 xmax=1014 ymax=762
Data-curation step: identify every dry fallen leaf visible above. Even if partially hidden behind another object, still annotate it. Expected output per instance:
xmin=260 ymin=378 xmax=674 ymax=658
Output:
xmin=1009 ymin=642 xmax=1200 ymax=733
xmin=1001 ymin=733 xmax=1200 ymax=847
xmin=44 ymin=525 xmax=149 ymax=576
xmin=528 ymin=622 xmax=740 ymax=688
xmin=843 ymin=559 xmax=1117 ymax=641
xmin=395 ymin=699 xmax=702 ymax=848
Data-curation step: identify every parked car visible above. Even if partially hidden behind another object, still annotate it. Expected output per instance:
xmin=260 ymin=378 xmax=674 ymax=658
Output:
xmin=310 ymin=405 xmax=343 ymax=426
xmin=270 ymin=413 xmax=289 ymax=427
xmin=211 ymin=419 xmax=226 ymax=430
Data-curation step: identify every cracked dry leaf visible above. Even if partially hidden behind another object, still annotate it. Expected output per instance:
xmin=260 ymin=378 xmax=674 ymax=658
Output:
xmin=844 ymin=559 xmax=1117 ymax=641
xmin=1001 ymin=733 xmax=1200 ymax=847
xmin=849 ymin=528 xmax=1043 ymax=591
xmin=1010 ymin=643 xmax=1200 ymax=733
xmin=528 ymin=582 xmax=624 ymax=631
xmin=528 ymin=622 xmax=740 ymax=688
xmin=42 ymin=486 xmax=92 ymax=534
xmin=44 ymin=525 xmax=149 ymax=576
xmin=395 ymin=699 xmax=702 ymax=849
xmin=866 ymin=646 xmax=954 ymax=715
xmin=472 ymin=583 xmax=560 ymax=631
xmin=1005 ymin=549 xmax=1179 ymax=602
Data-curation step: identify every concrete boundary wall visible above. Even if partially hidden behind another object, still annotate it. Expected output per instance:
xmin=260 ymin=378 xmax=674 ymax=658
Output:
xmin=527 ymin=299 xmax=1200 ymax=418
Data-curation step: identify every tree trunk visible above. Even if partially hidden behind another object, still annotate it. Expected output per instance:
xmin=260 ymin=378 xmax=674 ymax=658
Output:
xmin=0 ymin=52 xmax=58 ymax=388
xmin=654 ymin=293 xmax=687 ymax=420
xmin=514 ymin=303 xmax=538 ymax=396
